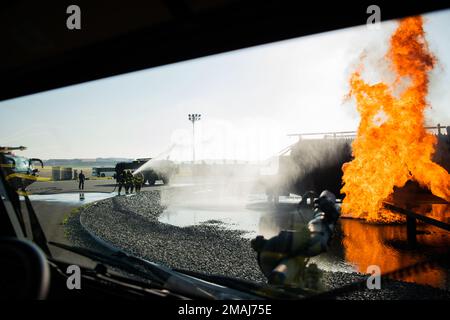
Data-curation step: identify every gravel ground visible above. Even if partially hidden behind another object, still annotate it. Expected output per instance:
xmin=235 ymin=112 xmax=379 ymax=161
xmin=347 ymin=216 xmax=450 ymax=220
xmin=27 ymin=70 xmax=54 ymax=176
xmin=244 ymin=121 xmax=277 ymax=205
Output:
xmin=66 ymin=191 xmax=450 ymax=300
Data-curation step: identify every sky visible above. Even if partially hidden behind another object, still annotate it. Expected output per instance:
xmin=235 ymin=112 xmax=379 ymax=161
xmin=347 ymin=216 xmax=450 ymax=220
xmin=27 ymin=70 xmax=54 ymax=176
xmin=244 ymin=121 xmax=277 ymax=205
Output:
xmin=1 ymin=9 xmax=450 ymax=161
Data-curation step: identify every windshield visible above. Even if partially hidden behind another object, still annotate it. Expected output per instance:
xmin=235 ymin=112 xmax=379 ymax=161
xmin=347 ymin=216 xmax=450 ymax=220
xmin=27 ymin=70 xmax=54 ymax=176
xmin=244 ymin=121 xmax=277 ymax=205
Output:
xmin=1 ymin=9 xmax=450 ymax=299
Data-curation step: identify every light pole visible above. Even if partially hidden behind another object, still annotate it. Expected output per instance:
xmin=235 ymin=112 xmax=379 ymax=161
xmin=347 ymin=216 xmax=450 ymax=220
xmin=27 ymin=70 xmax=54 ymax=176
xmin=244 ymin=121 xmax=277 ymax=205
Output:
xmin=188 ymin=113 xmax=201 ymax=163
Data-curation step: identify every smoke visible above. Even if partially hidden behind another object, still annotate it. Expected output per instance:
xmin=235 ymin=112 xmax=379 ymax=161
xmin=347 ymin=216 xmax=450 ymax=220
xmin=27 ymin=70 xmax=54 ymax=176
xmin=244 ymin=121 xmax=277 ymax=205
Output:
xmin=341 ymin=22 xmax=397 ymax=120
xmin=133 ymin=115 xmax=292 ymax=218
xmin=157 ymin=161 xmax=268 ymax=233
xmin=255 ymin=137 xmax=353 ymax=200
xmin=427 ymin=65 xmax=450 ymax=125
xmin=283 ymin=139 xmax=353 ymax=196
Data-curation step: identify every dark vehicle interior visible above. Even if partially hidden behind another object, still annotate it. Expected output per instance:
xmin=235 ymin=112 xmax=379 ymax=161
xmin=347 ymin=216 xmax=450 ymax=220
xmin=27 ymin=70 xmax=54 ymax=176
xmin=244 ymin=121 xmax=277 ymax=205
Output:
xmin=1 ymin=0 xmax=449 ymax=300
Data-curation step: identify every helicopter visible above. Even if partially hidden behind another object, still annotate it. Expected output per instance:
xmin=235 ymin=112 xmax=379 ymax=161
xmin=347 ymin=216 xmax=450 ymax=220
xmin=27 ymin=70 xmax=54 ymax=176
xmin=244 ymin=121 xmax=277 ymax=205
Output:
xmin=0 ymin=146 xmax=44 ymax=192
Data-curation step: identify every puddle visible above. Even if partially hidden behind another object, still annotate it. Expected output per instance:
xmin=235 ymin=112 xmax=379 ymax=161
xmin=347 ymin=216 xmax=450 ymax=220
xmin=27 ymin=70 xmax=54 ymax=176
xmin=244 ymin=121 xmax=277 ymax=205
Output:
xmin=159 ymin=195 xmax=306 ymax=238
xmin=23 ymin=192 xmax=115 ymax=205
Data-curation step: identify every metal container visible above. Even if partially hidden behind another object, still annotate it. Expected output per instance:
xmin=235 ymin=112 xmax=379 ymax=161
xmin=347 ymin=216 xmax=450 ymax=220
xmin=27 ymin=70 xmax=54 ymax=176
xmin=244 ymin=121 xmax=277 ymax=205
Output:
xmin=51 ymin=166 xmax=61 ymax=181
xmin=61 ymin=167 xmax=72 ymax=180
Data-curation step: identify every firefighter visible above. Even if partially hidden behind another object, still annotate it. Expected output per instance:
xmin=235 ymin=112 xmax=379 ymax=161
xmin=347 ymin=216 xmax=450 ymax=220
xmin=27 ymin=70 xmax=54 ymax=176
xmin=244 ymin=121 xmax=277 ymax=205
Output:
xmin=125 ymin=170 xmax=134 ymax=194
xmin=134 ymin=172 xmax=144 ymax=192
xmin=251 ymin=190 xmax=340 ymax=289
xmin=117 ymin=170 xmax=126 ymax=195
xmin=78 ymin=170 xmax=86 ymax=190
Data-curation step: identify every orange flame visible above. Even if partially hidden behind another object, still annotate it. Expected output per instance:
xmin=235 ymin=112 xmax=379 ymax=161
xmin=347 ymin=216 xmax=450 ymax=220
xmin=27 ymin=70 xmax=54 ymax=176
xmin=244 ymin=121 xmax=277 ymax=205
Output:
xmin=341 ymin=16 xmax=450 ymax=222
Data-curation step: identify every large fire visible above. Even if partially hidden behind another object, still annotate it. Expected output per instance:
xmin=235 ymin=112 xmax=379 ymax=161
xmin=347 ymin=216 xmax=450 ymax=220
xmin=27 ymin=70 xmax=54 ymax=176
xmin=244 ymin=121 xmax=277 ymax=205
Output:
xmin=341 ymin=16 xmax=450 ymax=222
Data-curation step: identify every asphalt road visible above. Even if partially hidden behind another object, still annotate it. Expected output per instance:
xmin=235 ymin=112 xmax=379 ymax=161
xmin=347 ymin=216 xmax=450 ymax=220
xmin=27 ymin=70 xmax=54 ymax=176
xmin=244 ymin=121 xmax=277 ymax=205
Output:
xmin=22 ymin=179 xmax=124 ymax=265
xmin=22 ymin=200 xmax=98 ymax=266
xmin=28 ymin=178 xmax=121 ymax=194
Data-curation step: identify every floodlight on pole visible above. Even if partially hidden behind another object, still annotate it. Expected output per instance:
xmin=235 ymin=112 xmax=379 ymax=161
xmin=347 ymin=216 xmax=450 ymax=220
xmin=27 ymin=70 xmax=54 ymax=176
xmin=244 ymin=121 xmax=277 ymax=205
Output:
xmin=188 ymin=114 xmax=201 ymax=163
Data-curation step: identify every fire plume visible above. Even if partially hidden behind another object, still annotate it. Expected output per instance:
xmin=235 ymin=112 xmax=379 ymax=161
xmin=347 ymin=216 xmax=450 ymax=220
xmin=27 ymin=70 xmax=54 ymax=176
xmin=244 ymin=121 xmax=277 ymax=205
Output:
xmin=341 ymin=16 xmax=450 ymax=222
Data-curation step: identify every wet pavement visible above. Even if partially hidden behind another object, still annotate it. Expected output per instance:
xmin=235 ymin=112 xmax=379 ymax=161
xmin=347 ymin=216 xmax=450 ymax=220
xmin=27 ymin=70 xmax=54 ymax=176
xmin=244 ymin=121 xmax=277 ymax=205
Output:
xmin=21 ymin=194 xmax=102 ymax=266
xmin=24 ymin=192 xmax=115 ymax=204
xmin=337 ymin=218 xmax=450 ymax=289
